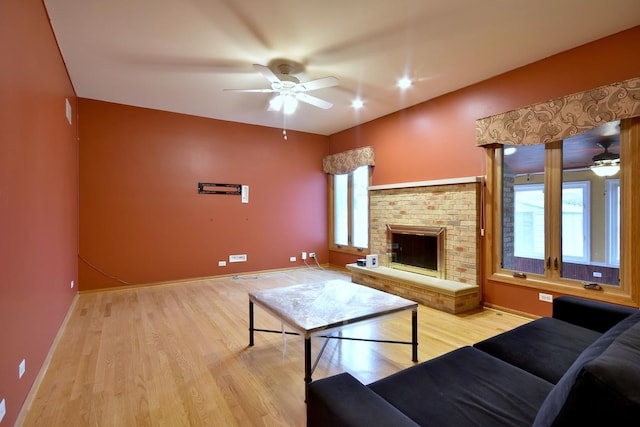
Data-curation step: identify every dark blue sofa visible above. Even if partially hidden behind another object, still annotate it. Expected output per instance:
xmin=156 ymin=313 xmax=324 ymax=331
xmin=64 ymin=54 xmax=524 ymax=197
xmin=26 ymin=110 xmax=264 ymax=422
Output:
xmin=307 ymin=296 xmax=640 ymax=426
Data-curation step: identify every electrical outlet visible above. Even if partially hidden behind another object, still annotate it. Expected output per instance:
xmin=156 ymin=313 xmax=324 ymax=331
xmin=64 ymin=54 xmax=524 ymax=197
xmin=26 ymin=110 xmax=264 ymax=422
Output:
xmin=289 ymin=256 xmax=296 ymax=262
xmin=301 ymin=252 xmax=307 ymax=260
xmin=229 ymin=254 xmax=247 ymax=263
xmin=538 ymin=293 xmax=553 ymax=303
xmin=0 ymin=398 xmax=6 ymax=423
xmin=19 ymin=359 xmax=26 ymax=378
xmin=592 ymin=271 xmax=602 ymax=278
xmin=218 ymin=261 xmax=227 ymax=267
xmin=309 ymin=252 xmax=316 ymax=258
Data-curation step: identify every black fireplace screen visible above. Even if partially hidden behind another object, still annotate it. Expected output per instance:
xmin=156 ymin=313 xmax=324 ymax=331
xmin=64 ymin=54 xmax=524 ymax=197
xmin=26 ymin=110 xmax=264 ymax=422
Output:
xmin=387 ymin=225 xmax=445 ymax=278
xmin=392 ymin=233 xmax=438 ymax=271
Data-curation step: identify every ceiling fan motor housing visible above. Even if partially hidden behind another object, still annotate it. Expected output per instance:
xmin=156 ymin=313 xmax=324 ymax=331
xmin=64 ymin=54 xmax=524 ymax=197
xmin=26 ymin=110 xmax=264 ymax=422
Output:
xmin=592 ymin=139 xmax=620 ymax=163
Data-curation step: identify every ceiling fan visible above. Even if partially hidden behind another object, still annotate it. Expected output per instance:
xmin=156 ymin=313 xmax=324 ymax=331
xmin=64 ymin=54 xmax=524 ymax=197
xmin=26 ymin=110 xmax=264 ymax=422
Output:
xmin=224 ymin=60 xmax=339 ymax=115
xmin=590 ymin=139 xmax=620 ymax=177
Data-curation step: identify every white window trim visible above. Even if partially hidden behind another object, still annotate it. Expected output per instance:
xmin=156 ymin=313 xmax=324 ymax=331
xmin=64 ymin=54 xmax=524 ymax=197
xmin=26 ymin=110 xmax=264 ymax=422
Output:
xmin=513 ymin=181 xmax=591 ymax=264
xmin=605 ymin=179 xmax=620 ymax=266
xmin=513 ymin=183 xmax=545 ymax=260
xmin=561 ymin=181 xmax=590 ymax=264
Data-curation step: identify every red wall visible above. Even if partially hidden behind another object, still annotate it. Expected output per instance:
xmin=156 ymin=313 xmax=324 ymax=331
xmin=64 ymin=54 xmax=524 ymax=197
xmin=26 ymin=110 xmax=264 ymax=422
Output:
xmin=328 ymin=26 xmax=640 ymax=315
xmin=2 ymin=6 xmax=639 ymax=423
xmin=0 ymin=1 xmax=78 ymax=425
xmin=78 ymin=100 xmax=329 ymax=290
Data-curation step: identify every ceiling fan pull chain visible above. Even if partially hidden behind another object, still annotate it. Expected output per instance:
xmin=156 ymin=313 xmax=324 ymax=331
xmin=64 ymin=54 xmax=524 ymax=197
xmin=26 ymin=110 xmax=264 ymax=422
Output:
xmin=283 ymin=112 xmax=288 ymax=140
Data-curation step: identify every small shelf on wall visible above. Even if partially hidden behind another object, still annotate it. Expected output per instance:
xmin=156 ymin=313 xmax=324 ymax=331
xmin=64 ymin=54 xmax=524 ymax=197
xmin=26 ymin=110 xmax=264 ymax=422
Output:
xmin=198 ymin=182 xmax=241 ymax=195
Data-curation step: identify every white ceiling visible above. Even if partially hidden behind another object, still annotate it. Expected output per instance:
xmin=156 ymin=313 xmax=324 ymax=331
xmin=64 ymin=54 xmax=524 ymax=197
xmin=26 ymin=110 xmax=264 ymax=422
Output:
xmin=44 ymin=0 xmax=640 ymax=136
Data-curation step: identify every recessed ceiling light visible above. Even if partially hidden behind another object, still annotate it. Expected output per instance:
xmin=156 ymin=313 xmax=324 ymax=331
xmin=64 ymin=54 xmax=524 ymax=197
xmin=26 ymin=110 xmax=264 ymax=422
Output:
xmin=397 ymin=77 xmax=412 ymax=89
xmin=352 ymin=99 xmax=364 ymax=109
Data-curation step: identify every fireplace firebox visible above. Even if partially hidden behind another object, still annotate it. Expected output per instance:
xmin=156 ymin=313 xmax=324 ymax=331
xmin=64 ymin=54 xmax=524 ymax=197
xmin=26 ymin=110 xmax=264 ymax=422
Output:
xmin=387 ymin=225 xmax=445 ymax=278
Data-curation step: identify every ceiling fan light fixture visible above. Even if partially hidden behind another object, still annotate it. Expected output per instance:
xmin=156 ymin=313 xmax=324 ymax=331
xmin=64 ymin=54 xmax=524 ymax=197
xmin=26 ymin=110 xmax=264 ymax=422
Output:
xmin=590 ymin=140 xmax=620 ymax=177
xmin=590 ymin=159 xmax=620 ymax=177
xmin=269 ymin=95 xmax=284 ymax=111
xmin=283 ymin=95 xmax=298 ymax=115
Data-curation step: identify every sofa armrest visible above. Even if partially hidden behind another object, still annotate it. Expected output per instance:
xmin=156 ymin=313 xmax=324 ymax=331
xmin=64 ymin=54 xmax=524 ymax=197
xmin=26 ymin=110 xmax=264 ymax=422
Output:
xmin=307 ymin=372 xmax=419 ymax=427
xmin=552 ymin=296 xmax=637 ymax=333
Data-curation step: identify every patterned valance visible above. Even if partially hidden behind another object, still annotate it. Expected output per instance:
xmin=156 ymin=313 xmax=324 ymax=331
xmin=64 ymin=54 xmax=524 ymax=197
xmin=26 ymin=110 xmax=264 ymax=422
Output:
xmin=476 ymin=77 xmax=640 ymax=146
xmin=323 ymin=146 xmax=375 ymax=175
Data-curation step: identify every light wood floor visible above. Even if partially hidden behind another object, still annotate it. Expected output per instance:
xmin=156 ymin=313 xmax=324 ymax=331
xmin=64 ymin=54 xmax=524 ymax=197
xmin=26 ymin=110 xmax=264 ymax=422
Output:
xmin=21 ymin=268 xmax=531 ymax=426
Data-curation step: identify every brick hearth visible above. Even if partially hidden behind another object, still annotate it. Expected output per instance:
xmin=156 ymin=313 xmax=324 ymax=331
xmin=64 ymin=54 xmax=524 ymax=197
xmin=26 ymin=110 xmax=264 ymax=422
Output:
xmin=347 ymin=264 xmax=481 ymax=314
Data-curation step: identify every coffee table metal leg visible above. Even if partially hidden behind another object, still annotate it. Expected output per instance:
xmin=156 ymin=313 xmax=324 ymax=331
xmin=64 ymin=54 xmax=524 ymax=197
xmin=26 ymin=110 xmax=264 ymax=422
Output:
xmin=249 ymin=301 xmax=255 ymax=346
xmin=304 ymin=336 xmax=311 ymax=402
xmin=412 ymin=308 xmax=418 ymax=362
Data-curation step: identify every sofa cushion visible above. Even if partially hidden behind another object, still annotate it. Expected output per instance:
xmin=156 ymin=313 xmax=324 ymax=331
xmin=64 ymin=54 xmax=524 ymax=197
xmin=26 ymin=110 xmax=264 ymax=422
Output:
xmin=474 ymin=317 xmax=601 ymax=383
xmin=307 ymin=372 xmax=420 ymax=427
xmin=369 ymin=346 xmax=553 ymax=427
xmin=552 ymin=296 xmax=638 ymax=333
xmin=533 ymin=311 xmax=640 ymax=426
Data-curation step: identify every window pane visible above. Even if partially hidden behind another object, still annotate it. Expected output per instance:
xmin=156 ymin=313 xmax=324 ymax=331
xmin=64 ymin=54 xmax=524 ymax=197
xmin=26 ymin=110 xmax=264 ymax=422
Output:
xmin=502 ymin=144 xmax=545 ymax=274
xmin=334 ymin=174 xmax=348 ymax=246
xmin=351 ymin=166 xmax=369 ymax=248
xmin=561 ymin=183 xmax=589 ymax=262
xmin=514 ymin=185 xmax=545 ymax=259
xmin=560 ymin=126 xmax=619 ymax=286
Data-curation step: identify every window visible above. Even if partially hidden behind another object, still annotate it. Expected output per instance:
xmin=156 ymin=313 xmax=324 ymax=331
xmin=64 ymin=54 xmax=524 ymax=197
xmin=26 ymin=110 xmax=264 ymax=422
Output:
xmin=495 ymin=121 xmax=628 ymax=291
xmin=513 ymin=184 xmax=545 ymax=260
xmin=479 ymin=79 xmax=640 ymax=306
xmin=333 ymin=174 xmax=348 ymax=246
xmin=561 ymin=181 xmax=590 ymax=264
xmin=509 ymin=180 xmax=591 ymax=272
xmin=501 ymin=144 xmax=546 ymax=275
xmin=330 ymin=165 xmax=370 ymax=252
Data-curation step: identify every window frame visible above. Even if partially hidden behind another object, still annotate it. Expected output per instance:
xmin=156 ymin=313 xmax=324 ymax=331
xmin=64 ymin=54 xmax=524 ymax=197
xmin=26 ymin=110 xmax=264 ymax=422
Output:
xmin=605 ymin=178 xmax=621 ymax=267
xmin=484 ymin=118 xmax=640 ymax=307
xmin=328 ymin=165 xmax=371 ymax=255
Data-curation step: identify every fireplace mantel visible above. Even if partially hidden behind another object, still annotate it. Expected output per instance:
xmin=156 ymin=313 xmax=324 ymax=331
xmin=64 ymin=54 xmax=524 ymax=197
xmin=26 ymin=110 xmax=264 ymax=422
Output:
xmin=369 ymin=176 xmax=481 ymax=191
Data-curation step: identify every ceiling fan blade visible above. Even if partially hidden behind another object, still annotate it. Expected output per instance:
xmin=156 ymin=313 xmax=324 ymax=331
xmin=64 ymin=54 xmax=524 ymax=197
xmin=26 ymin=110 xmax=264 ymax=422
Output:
xmin=297 ymin=76 xmax=339 ymax=92
xmin=223 ymin=88 xmax=277 ymax=93
xmin=253 ymin=64 xmax=281 ymax=85
xmin=295 ymin=93 xmax=333 ymax=109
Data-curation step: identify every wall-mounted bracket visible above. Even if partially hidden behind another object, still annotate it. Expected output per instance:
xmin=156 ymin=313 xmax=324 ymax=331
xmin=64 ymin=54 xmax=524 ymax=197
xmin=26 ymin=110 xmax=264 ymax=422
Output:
xmin=198 ymin=182 xmax=242 ymax=195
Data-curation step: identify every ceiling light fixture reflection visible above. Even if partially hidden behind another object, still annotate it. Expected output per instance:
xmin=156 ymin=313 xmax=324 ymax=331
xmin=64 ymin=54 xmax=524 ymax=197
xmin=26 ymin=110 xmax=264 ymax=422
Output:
xmin=591 ymin=160 xmax=620 ymax=177
xmin=504 ymin=147 xmax=517 ymax=156
xmin=590 ymin=140 xmax=620 ymax=177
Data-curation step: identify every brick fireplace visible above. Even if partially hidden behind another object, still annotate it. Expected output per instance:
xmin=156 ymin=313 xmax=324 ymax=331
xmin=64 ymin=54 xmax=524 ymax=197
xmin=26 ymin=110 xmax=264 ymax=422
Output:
xmin=348 ymin=177 xmax=482 ymax=313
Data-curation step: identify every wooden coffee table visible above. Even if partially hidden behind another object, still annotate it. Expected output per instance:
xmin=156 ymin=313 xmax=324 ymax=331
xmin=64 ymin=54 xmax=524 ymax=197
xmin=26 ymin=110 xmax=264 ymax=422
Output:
xmin=248 ymin=279 xmax=418 ymax=400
